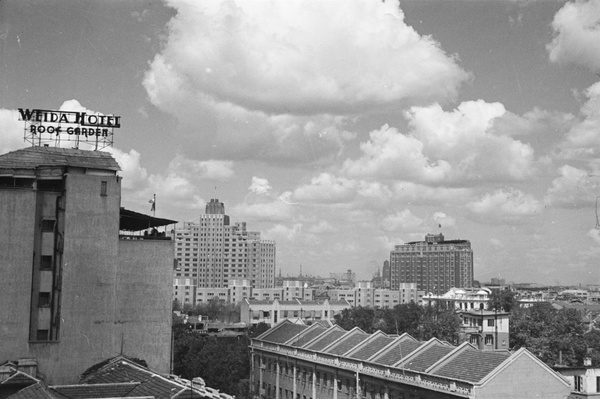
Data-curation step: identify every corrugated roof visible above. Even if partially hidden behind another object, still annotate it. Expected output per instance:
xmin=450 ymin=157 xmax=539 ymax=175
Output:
xmin=348 ymin=333 xmax=396 ymax=361
xmin=373 ymin=338 xmax=423 ymax=366
xmin=397 ymin=341 xmax=455 ymax=372
xmin=259 ymin=322 xmax=308 ymax=344
xmin=50 ymin=382 xmax=139 ymax=398
xmin=304 ymin=327 xmax=346 ymax=352
xmin=0 ymin=147 xmax=120 ymax=172
xmin=324 ymin=329 xmax=370 ymax=356
xmin=290 ymin=324 xmax=327 ymax=347
xmin=430 ymin=348 xmax=511 ymax=383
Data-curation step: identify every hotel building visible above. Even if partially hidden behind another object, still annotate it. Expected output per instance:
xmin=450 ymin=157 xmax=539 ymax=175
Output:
xmin=390 ymin=233 xmax=473 ymax=295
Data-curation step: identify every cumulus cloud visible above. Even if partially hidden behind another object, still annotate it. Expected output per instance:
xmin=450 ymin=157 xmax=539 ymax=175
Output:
xmin=545 ymin=164 xmax=600 ymax=207
xmin=556 ymin=82 xmax=600 ymax=161
xmin=292 ymin=173 xmax=357 ymax=204
xmin=405 ymin=101 xmax=537 ymax=183
xmin=381 ymin=209 xmax=423 ymax=232
xmin=548 ymin=0 xmax=600 ymax=72
xmin=0 ymin=109 xmax=26 ymax=153
xmin=148 ymin=0 xmax=467 ymax=114
xmin=142 ymin=0 xmax=468 ymax=162
xmin=307 ymin=220 xmax=336 ymax=234
xmin=342 ymin=124 xmax=451 ymax=183
xmin=166 ymin=155 xmax=234 ymax=181
xmin=467 ymin=188 xmax=543 ymax=223
xmin=343 ymin=100 xmax=538 ymax=185
xmin=588 ymin=228 xmax=600 ymax=245
xmin=433 ymin=212 xmax=456 ymax=228
xmin=249 ymin=177 xmax=272 ymax=195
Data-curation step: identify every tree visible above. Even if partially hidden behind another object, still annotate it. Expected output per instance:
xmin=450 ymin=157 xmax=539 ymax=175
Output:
xmin=487 ymin=289 xmax=517 ymax=312
xmin=334 ymin=307 xmax=378 ymax=333
xmin=510 ymin=303 xmax=588 ymax=366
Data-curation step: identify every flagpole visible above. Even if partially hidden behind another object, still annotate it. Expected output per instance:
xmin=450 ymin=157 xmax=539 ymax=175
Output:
xmin=153 ymin=193 xmax=156 ymax=217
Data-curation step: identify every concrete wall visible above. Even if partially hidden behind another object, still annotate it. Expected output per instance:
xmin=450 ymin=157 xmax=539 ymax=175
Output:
xmin=117 ymin=239 xmax=173 ymax=374
xmin=473 ymin=352 xmax=570 ymax=399
xmin=0 ymin=189 xmax=36 ymax=359
xmin=29 ymin=172 xmax=122 ymax=383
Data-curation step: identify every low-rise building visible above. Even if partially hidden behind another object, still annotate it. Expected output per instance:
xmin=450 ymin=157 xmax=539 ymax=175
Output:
xmin=422 ymin=287 xmax=491 ymax=311
xmin=251 ymin=320 xmax=571 ymax=399
xmin=554 ymin=359 xmax=600 ymax=398
xmin=240 ymin=298 xmax=350 ymax=326
xmin=458 ymin=310 xmax=510 ymax=351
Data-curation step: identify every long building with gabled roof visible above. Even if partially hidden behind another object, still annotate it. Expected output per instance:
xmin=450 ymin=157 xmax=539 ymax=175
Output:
xmin=250 ymin=320 xmax=570 ymax=399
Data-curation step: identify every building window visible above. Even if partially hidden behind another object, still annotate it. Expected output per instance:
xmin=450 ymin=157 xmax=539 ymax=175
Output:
xmin=100 ymin=181 xmax=107 ymax=196
xmin=575 ymin=375 xmax=583 ymax=392
xmin=38 ymin=292 xmax=51 ymax=307
xmin=41 ymin=219 xmax=55 ymax=231
xmin=40 ymin=255 xmax=53 ymax=270
xmin=36 ymin=329 xmax=49 ymax=341
xmin=487 ymin=319 xmax=494 ymax=327
xmin=485 ymin=335 xmax=493 ymax=345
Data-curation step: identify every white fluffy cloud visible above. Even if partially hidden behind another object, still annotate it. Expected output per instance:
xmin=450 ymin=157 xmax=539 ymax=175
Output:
xmin=149 ymin=0 xmax=467 ymax=114
xmin=292 ymin=173 xmax=357 ymax=204
xmin=548 ymin=0 xmax=600 ymax=73
xmin=142 ymin=0 xmax=468 ymax=162
xmin=556 ymin=82 xmax=600 ymax=161
xmin=381 ymin=209 xmax=423 ymax=232
xmin=343 ymin=101 xmax=537 ymax=185
xmin=546 ymin=165 xmax=600 ymax=207
xmin=342 ymin=124 xmax=452 ymax=182
xmin=467 ymin=188 xmax=543 ymax=223
xmin=0 ymin=109 xmax=25 ymax=154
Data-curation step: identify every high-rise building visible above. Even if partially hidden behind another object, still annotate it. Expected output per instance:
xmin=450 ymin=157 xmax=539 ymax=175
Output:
xmin=0 ymin=147 xmax=175 ymax=384
xmin=390 ymin=233 xmax=473 ymax=295
xmin=173 ymin=199 xmax=275 ymax=304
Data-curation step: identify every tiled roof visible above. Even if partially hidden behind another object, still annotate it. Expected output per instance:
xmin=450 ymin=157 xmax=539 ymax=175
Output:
xmin=0 ymin=147 xmax=120 ymax=172
xmin=82 ymin=361 xmax=152 ymax=385
xmin=290 ymin=324 xmax=327 ymax=347
xmin=259 ymin=322 xmax=308 ymax=344
xmin=1 ymin=371 xmax=39 ymax=386
xmin=373 ymin=339 xmax=423 ymax=366
xmin=348 ymin=334 xmax=396 ymax=361
xmin=430 ymin=348 xmax=511 ymax=383
xmin=304 ymin=328 xmax=346 ymax=351
xmin=397 ymin=342 xmax=455 ymax=372
xmin=50 ymin=382 xmax=139 ymax=398
xmin=324 ymin=329 xmax=370 ymax=356
xmin=7 ymin=383 xmax=55 ymax=399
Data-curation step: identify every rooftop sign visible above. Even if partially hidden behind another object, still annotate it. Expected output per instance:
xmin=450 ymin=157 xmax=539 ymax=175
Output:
xmin=19 ymin=108 xmax=120 ymax=150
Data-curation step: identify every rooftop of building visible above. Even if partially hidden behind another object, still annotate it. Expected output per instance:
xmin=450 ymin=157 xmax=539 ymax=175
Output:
xmin=253 ymin=320 xmax=568 ymax=389
xmin=7 ymin=356 xmax=231 ymax=399
xmin=0 ymin=146 xmax=120 ymax=173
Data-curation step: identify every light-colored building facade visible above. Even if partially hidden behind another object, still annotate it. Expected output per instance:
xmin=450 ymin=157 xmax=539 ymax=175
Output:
xmin=422 ymin=287 xmax=491 ymax=311
xmin=390 ymin=233 xmax=474 ymax=295
xmin=0 ymin=147 xmax=174 ymax=384
xmin=240 ymin=298 xmax=350 ymax=326
xmin=251 ymin=321 xmax=571 ymax=399
xmin=554 ymin=362 xmax=600 ymax=398
xmin=458 ymin=310 xmax=510 ymax=351
xmin=326 ymin=282 xmax=422 ymax=308
xmin=173 ymin=199 xmax=276 ymax=304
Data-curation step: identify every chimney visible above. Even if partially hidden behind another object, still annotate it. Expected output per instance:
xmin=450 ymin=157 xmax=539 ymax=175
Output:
xmin=584 ymin=357 xmax=592 ymax=367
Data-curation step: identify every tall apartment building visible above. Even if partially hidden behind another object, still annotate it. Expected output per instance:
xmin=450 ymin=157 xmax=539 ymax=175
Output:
xmin=0 ymin=147 xmax=175 ymax=384
xmin=173 ymin=199 xmax=275 ymax=304
xmin=390 ymin=233 xmax=473 ymax=295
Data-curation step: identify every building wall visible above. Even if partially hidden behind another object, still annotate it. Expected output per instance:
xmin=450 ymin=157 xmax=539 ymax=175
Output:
xmin=473 ymin=353 xmax=570 ymax=399
xmin=0 ymin=159 xmax=174 ymax=384
xmin=0 ymin=188 xmax=37 ymax=359
xmin=116 ymin=239 xmax=173 ymax=374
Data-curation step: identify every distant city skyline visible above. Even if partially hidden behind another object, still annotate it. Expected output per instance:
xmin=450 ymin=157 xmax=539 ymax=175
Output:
xmin=2 ymin=0 xmax=600 ymax=284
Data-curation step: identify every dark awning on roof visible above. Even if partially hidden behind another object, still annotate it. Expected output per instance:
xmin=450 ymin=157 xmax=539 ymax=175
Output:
xmin=119 ymin=208 xmax=177 ymax=231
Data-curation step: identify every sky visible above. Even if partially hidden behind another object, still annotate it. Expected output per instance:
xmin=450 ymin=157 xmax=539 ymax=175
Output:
xmin=1 ymin=0 xmax=600 ymax=285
